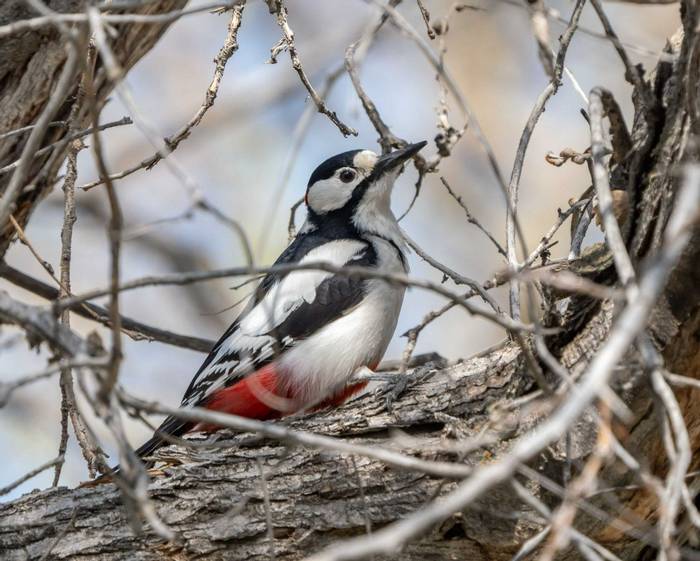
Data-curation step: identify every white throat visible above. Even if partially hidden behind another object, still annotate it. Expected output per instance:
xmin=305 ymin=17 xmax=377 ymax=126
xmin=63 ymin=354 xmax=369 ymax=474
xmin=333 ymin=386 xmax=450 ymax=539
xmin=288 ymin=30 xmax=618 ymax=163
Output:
xmin=351 ymin=173 xmax=405 ymax=250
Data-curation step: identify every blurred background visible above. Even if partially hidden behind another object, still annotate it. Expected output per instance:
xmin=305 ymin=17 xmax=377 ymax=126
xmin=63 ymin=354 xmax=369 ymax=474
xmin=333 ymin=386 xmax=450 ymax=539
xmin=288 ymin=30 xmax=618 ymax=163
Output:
xmin=0 ymin=0 xmax=679 ymax=499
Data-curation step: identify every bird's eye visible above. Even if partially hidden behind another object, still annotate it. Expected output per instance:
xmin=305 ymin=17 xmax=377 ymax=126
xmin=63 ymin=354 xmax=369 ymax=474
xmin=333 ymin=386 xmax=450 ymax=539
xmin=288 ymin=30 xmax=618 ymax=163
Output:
xmin=339 ymin=169 xmax=356 ymax=183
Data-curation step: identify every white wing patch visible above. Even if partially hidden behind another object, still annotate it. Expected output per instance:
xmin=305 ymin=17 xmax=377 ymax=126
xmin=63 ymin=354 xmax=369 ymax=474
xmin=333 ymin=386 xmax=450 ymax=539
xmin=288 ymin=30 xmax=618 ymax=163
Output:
xmin=184 ymin=239 xmax=368 ymax=405
xmin=280 ymin=235 xmax=406 ymax=404
xmin=239 ymin=239 xmax=367 ymax=335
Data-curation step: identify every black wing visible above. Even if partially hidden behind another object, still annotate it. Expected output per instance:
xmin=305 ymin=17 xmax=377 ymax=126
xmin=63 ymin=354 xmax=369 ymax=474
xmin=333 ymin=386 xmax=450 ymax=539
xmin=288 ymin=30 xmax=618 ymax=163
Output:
xmin=181 ymin=236 xmax=376 ymax=407
xmin=134 ymin=234 xmax=377 ymax=460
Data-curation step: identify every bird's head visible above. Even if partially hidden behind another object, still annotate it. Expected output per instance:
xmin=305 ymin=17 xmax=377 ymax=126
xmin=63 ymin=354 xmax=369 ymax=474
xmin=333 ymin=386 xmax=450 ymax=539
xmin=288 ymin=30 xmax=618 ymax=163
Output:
xmin=304 ymin=141 xmax=427 ymax=230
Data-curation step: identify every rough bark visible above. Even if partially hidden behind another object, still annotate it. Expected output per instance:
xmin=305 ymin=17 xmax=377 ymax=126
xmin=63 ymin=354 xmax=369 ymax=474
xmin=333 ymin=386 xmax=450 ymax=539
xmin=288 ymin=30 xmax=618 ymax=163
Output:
xmin=0 ymin=0 xmax=187 ymax=257
xmin=1 ymin=2 xmax=700 ymax=561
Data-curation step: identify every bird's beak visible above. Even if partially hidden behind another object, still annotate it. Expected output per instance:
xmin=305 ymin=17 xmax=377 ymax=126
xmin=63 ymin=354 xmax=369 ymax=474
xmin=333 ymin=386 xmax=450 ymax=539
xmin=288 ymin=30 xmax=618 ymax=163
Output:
xmin=374 ymin=141 xmax=427 ymax=176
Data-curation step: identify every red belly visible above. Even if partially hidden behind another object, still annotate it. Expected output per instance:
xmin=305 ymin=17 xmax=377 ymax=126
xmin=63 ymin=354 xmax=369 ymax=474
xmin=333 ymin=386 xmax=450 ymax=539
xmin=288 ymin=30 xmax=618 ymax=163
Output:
xmin=194 ymin=361 xmax=374 ymax=432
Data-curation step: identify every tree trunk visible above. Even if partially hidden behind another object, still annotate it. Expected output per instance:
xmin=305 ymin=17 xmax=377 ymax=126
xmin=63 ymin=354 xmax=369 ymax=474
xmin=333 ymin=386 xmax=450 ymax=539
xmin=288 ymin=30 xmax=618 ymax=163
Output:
xmin=0 ymin=0 xmax=187 ymax=256
xmin=1 ymin=2 xmax=699 ymax=561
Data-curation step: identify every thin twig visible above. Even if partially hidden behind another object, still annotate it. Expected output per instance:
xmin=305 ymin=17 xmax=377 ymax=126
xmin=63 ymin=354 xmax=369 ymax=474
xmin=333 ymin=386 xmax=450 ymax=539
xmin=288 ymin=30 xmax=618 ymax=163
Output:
xmin=270 ymin=1 xmax=357 ymax=137
xmin=402 ymin=229 xmax=502 ymax=313
xmin=301 ymin=163 xmax=700 ymax=561
xmin=9 ymin=215 xmax=61 ymax=281
xmin=0 ymin=360 xmax=106 ymax=408
xmin=0 ymin=455 xmax=65 ymax=496
xmin=588 ymin=0 xmax=654 ymax=111
xmin=415 ymin=0 xmax=435 ymax=39
xmin=505 ymin=0 xmax=586 ymax=319
xmin=345 ymin=39 xmax=405 ymax=153
xmin=287 ymin=197 xmax=305 ymax=241
xmin=51 ymin=44 xmax=97 ymax=482
xmin=0 ymin=264 xmax=214 ymax=352
xmin=0 ymin=120 xmax=68 ymax=141
xmin=0 ymin=117 xmax=132 ymax=177
xmin=54 ymin=133 xmax=91 ymax=484
xmin=496 ymin=0 xmax=675 ymax=62
xmin=439 ymin=176 xmax=507 ymax=257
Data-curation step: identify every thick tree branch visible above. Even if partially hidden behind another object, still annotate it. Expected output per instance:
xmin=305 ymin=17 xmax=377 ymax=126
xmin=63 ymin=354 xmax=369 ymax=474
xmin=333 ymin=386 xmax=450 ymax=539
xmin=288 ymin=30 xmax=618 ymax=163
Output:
xmin=1 ymin=3 xmax=700 ymax=561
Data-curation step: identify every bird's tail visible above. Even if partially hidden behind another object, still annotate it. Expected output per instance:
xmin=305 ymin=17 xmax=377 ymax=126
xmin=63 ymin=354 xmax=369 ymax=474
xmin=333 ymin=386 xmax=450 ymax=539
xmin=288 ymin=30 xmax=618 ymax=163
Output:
xmin=134 ymin=414 xmax=194 ymax=463
xmin=103 ymin=415 xmax=193 ymax=478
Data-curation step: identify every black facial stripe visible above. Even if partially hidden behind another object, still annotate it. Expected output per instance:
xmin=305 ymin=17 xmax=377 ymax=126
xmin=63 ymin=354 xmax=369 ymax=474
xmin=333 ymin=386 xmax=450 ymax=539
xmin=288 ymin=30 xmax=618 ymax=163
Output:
xmin=335 ymin=157 xmax=393 ymax=212
xmin=370 ymin=233 xmax=408 ymax=270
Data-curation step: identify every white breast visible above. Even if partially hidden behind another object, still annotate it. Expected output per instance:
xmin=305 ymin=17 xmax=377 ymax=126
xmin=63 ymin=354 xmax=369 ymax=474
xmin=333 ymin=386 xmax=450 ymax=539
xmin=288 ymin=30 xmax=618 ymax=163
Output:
xmin=279 ymin=235 xmax=407 ymax=405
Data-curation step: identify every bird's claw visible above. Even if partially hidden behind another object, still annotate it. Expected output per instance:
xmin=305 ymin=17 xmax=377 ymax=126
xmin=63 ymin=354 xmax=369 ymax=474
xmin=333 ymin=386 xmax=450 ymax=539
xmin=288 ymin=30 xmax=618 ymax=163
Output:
xmin=383 ymin=374 xmax=410 ymax=413
xmin=381 ymin=365 xmax=438 ymax=413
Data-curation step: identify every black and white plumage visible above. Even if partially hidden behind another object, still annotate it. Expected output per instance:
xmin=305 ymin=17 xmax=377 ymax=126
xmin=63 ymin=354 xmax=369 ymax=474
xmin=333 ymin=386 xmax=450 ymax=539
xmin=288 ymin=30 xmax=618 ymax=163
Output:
xmin=135 ymin=142 xmax=427 ymax=460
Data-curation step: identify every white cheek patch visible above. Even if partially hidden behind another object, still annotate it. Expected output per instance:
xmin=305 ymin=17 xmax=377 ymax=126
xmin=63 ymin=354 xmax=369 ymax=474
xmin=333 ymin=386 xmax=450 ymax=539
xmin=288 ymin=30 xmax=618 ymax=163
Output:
xmin=306 ymin=178 xmax=353 ymax=214
xmin=353 ymin=150 xmax=378 ymax=173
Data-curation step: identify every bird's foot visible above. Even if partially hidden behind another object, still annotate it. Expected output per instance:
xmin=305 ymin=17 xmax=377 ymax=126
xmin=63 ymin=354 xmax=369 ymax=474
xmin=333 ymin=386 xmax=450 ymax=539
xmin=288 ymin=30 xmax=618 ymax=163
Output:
xmin=383 ymin=365 xmax=440 ymax=412
xmin=353 ymin=362 xmax=439 ymax=413
xmin=350 ymin=367 xmax=407 ymax=412
xmin=381 ymin=373 xmax=411 ymax=413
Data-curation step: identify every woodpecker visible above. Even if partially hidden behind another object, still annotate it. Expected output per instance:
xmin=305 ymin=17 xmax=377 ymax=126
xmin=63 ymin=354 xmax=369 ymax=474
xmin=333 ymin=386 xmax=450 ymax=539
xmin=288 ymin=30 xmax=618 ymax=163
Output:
xmin=135 ymin=141 xmax=427 ymax=460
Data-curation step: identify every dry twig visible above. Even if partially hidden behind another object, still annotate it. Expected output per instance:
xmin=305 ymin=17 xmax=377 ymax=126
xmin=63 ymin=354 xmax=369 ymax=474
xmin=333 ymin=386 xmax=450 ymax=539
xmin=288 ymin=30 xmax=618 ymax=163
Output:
xmin=269 ymin=1 xmax=357 ymax=137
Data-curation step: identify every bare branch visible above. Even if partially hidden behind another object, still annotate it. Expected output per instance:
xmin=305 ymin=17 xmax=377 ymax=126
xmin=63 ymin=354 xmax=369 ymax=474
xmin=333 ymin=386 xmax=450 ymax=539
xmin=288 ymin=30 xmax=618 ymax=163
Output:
xmin=269 ymin=1 xmax=357 ymax=137
xmin=0 ymin=264 xmax=214 ymax=352
xmin=0 ymin=291 xmax=97 ymax=357
xmin=505 ymin=0 xmax=586 ymax=319
xmin=80 ymin=4 xmax=245 ymax=192
xmin=83 ymin=22 xmax=123 ymax=402
xmin=302 ymin=162 xmax=700 ymax=561
xmin=0 ymin=455 xmax=65 ymax=497
xmin=55 ymin=261 xmax=547 ymax=334
xmin=588 ymin=88 xmax=637 ymax=289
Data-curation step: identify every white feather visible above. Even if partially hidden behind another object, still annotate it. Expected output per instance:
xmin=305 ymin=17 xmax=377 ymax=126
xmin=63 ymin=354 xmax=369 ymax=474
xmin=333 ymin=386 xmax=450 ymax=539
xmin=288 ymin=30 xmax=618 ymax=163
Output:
xmin=279 ymin=234 xmax=407 ymax=404
xmin=190 ymin=239 xmax=369 ymax=402
xmin=188 ymin=151 xmax=411 ymax=409
xmin=240 ymin=239 xmax=366 ymax=334
xmin=351 ymin=169 xmax=406 ymax=251
xmin=352 ymin=150 xmax=378 ymax=171
xmin=305 ymin=176 xmax=354 ymax=213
